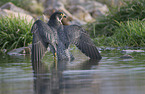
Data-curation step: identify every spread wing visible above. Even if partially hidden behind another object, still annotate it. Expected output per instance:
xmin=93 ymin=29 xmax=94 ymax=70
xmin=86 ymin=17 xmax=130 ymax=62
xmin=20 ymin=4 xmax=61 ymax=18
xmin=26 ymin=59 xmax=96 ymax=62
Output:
xmin=31 ymin=20 xmax=55 ymax=62
xmin=64 ymin=25 xmax=102 ymax=60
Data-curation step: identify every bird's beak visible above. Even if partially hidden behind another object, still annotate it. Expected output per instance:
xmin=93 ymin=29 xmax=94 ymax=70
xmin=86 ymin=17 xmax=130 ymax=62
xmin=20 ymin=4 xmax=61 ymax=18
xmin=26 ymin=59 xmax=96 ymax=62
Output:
xmin=63 ymin=14 xmax=66 ymax=18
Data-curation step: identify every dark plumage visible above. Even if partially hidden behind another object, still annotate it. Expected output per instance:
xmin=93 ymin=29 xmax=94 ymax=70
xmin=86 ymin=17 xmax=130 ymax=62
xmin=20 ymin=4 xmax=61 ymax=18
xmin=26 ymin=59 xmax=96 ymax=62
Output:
xmin=31 ymin=11 xmax=102 ymax=62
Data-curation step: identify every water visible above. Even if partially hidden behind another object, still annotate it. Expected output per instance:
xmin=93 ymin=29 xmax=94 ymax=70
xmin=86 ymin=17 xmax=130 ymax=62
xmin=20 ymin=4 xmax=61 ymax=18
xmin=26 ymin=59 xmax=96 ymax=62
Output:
xmin=0 ymin=49 xmax=145 ymax=94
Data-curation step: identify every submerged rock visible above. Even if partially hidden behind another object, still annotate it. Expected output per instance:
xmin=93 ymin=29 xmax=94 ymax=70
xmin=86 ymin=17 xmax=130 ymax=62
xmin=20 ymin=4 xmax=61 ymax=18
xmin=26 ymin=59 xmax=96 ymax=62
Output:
xmin=120 ymin=55 xmax=133 ymax=59
xmin=121 ymin=50 xmax=145 ymax=53
xmin=7 ymin=47 xmax=31 ymax=55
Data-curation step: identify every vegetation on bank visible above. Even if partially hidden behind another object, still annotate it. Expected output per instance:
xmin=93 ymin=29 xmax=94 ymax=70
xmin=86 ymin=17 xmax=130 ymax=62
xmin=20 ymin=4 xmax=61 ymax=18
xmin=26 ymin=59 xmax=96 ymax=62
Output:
xmin=88 ymin=0 xmax=145 ymax=47
xmin=0 ymin=16 xmax=33 ymax=51
xmin=93 ymin=20 xmax=145 ymax=47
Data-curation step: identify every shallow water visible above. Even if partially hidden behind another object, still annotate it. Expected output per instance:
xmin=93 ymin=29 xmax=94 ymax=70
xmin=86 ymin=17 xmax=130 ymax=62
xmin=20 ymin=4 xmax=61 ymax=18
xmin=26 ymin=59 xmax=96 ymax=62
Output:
xmin=0 ymin=49 xmax=145 ymax=94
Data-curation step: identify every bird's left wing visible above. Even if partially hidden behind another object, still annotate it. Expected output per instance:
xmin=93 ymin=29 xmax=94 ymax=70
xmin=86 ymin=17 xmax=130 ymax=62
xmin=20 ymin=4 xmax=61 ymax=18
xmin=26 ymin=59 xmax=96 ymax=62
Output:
xmin=31 ymin=20 xmax=54 ymax=62
xmin=64 ymin=25 xmax=102 ymax=60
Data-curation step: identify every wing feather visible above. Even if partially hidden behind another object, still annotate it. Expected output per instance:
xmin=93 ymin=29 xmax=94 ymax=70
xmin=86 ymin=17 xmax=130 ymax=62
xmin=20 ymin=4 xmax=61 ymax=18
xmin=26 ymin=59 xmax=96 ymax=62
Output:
xmin=64 ymin=25 xmax=102 ymax=60
xmin=31 ymin=20 xmax=54 ymax=62
xmin=76 ymin=33 xmax=101 ymax=59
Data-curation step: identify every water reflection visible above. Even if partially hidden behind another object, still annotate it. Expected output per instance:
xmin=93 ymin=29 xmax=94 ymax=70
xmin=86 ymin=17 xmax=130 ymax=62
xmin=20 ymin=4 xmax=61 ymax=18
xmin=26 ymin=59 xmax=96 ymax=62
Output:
xmin=32 ymin=59 xmax=100 ymax=94
xmin=1 ymin=49 xmax=145 ymax=94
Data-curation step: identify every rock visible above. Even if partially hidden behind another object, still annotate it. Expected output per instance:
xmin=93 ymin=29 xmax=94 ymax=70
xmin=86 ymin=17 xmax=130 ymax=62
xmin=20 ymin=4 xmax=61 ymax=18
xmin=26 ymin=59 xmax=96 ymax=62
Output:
xmin=7 ymin=47 xmax=31 ymax=55
xmin=1 ymin=49 xmax=7 ymax=53
xmin=37 ymin=14 xmax=49 ymax=23
xmin=27 ymin=1 xmax=44 ymax=14
xmin=68 ymin=20 xmax=86 ymax=25
xmin=43 ymin=0 xmax=108 ymax=24
xmin=0 ymin=9 xmax=34 ymax=23
xmin=120 ymin=55 xmax=133 ymax=59
xmin=0 ymin=2 xmax=35 ymax=23
xmin=43 ymin=1 xmax=86 ymax=25
xmin=0 ymin=2 xmax=30 ymax=15
xmin=80 ymin=1 xmax=109 ymax=18
xmin=0 ymin=1 xmax=44 ymax=14
xmin=0 ymin=9 xmax=7 ymax=16
xmin=61 ymin=0 xmax=86 ymax=5
xmin=68 ymin=5 xmax=95 ymax=22
xmin=121 ymin=50 xmax=145 ymax=53
xmin=43 ymin=7 xmax=71 ymax=25
xmin=60 ymin=0 xmax=109 ymax=18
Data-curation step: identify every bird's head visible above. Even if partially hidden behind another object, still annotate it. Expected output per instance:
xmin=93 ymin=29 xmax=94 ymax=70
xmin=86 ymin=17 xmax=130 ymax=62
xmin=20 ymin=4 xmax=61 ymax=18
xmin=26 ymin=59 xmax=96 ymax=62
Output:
xmin=50 ymin=11 xmax=66 ymax=23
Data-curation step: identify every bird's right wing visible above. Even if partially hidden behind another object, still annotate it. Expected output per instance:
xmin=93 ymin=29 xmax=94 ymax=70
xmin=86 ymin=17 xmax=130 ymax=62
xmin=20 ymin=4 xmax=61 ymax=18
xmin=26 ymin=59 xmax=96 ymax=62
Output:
xmin=31 ymin=20 xmax=54 ymax=62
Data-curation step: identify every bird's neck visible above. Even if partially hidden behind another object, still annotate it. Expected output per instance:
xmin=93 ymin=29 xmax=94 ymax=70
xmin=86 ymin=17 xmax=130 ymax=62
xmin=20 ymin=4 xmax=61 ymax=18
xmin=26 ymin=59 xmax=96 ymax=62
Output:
xmin=48 ymin=19 xmax=62 ymax=29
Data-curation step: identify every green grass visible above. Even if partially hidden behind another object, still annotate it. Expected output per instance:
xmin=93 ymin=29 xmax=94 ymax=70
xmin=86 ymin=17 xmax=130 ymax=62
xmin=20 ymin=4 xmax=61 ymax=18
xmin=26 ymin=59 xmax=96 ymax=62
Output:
xmin=0 ymin=15 xmax=33 ymax=51
xmin=94 ymin=20 xmax=145 ymax=47
xmin=85 ymin=0 xmax=145 ymax=47
xmin=111 ymin=20 xmax=145 ymax=47
xmin=87 ymin=0 xmax=145 ymax=37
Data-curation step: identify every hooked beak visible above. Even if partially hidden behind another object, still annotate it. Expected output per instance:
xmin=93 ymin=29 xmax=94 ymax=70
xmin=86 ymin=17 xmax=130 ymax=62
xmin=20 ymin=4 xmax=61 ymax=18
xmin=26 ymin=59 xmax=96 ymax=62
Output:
xmin=64 ymin=15 xmax=66 ymax=18
xmin=62 ymin=13 xmax=66 ymax=18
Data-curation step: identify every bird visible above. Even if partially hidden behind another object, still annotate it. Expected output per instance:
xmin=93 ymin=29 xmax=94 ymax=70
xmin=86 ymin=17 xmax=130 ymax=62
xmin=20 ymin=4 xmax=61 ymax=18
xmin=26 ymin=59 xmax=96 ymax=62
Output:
xmin=31 ymin=11 xmax=102 ymax=62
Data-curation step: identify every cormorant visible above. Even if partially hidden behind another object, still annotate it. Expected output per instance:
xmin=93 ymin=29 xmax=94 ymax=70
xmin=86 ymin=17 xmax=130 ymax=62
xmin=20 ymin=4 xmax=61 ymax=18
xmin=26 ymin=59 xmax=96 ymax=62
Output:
xmin=31 ymin=11 xmax=102 ymax=62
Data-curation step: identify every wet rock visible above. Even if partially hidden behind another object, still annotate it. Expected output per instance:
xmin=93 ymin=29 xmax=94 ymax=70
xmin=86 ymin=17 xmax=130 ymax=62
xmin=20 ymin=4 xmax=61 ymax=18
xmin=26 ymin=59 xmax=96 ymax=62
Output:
xmin=120 ymin=55 xmax=133 ymax=59
xmin=1 ymin=49 xmax=7 ymax=53
xmin=7 ymin=47 xmax=31 ymax=55
xmin=121 ymin=50 xmax=145 ymax=53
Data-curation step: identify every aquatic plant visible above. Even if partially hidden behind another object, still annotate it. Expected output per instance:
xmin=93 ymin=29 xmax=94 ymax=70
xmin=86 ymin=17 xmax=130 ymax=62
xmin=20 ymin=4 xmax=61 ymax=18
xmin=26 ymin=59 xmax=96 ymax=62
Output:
xmin=0 ymin=15 xmax=33 ymax=51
